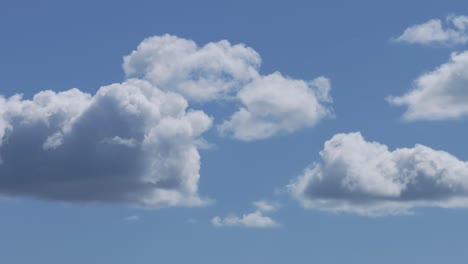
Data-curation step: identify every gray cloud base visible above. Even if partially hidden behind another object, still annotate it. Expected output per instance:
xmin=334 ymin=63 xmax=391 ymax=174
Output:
xmin=289 ymin=132 xmax=468 ymax=216
xmin=0 ymin=79 xmax=212 ymax=206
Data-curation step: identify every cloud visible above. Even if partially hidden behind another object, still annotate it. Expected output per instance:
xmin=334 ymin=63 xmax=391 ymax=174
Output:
xmin=395 ymin=15 xmax=468 ymax=46
xmin=218 ymin=74 xmax=333 ymax=141
xmin=253 ymin=200 xmax=280 ymax=213
xmin=0 ymin=79 xmax=212 ymax=207
xmin=212 ymin=199 xmax=281 ymax=228
xmin=124 ymin=35 xmax=333 ymax=141
xmin=124 ymin=215 xmax=140 ymax=221
xmin=123 ymin=34 xmax=261 ymax=102
xmin=387 ymin=50 xmax=468 ymax=120
xmin=211 ymin=211 xmax=279 ymax=228
xmin=288 ymin=132 xmax=468 ymax=216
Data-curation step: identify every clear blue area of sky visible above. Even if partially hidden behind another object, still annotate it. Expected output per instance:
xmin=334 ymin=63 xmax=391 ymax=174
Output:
xmin=1 ymin=0 xmax=468 ymax=263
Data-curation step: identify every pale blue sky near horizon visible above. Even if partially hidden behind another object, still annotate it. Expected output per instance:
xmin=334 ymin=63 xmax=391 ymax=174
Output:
xmin=1 ymin=0 xmax=468 ymax=263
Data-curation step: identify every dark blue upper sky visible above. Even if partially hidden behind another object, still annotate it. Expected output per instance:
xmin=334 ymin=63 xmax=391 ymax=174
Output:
xmin=1 ymin=0 xmax=468 ymax=263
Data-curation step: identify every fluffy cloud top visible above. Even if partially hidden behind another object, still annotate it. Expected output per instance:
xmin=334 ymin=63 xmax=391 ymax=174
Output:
xmin=388 ymin=51 xmax=468 ymax=120
xmin=218 ymin=74 xmax=333 ymax=141
xmin=0 ymin=79 xmax=212 ymax=207
xmin=123 ymin=34 xmax=261 ymax=102
xmin=396 ymin=15 xmax=468 ymax=46
xmin=124 ymin=35 xmax=333 ymax=141
xmin=289 ymin=132 xmax=468 ymax=216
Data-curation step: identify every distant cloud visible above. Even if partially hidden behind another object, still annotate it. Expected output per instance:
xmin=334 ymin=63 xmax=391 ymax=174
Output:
xmin=395 ymin=15 xmax=468 ymax=46
xmin=218 ymin=74 xmax=333 ymax=141
xmin=124 ymin=35 xmax=333 ymax=141
xmin=124 ymin=215 xmax=140 ymax=221
xmin=387 ymin=51 xmax=468 ymax=120
xmin=0 ymin=79 xmax=212 ymax=207
xmin=253 ymin=200 xmax=280 ymax=213
xmin=212 ymin=199 xmax=281 ymax=228
xmin=211 ymin=211 xmax=279 ymax=228
xmin=289 ymin=132 xmax=468 ymax=216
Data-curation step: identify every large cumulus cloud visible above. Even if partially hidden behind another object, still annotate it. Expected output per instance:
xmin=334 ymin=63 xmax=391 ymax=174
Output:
xmin=289 ymin=132 xmax=468 ymax=216
xmin=0 ymin=79 xmax=212 ymax=206
xmin=124 ymin=35 xmax=333 ymax=141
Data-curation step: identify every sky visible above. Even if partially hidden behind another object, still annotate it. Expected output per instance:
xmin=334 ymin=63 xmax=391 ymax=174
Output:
xmin=1 ymin=0 xmax=468 ymax=263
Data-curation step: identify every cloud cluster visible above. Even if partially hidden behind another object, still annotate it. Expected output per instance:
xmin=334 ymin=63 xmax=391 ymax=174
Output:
xmin=211 ymin=200 xmax=280 ymax=228
xmin=388 ymin=50 xmax=468 ymax=120
xmin=124 ymin=35 xmax=333 ymax=141
xmin=0 ymin=79 xmax=212 ymax=207
xmin=289 ymin=132 xmax=468 ymax=216
xmin=396 ymin=15 xmax=468 ymax=46
xmin=123 ymin=35 xmax=261 ymax=102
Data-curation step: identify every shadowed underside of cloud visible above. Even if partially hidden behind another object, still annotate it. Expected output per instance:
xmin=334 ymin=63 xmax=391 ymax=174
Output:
xmin=395 ymin=15 xmax=468 ymax=46
xmin=0 ymin=79 xmax=212 ymax=207
xmin=388 ymin=50 xmax=468 ymax=120
xmin=124 ymin=35 xmax=333 ymax=141
xmin=289 ymin=132 xmax=468 ymax=216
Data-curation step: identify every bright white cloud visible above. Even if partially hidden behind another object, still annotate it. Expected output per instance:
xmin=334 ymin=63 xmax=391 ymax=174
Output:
xmin=396 ymin=15 xmax=468 ymax=46
xmin=289 ymin=132 xmax=468 ymax=216
xmin=388 ymin=50 xmax=468 ymax=120
xmin=123 ymin=34 xmax=261 ymax=101
xmin=124 ymin=35 xmax=333 ymax=141
xmin=0 ymin=79 xmax=212 ymax=207
xmin=211 ymin=211 xmax=279 ymax=228
xmin=218 ymin=73 xmax=333 ymax=141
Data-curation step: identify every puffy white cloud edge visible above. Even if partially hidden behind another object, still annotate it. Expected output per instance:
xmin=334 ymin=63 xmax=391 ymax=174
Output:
xmin=396 ymin=15 xmax=468 ymax=46
xmin=289 ymin=132 xmax=468 ymax=216
xmin=388 ymin=50 xmax=468 ymax=120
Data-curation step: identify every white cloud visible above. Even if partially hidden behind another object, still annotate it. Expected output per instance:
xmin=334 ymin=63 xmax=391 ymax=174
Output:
xmin=253 ymin=200 xmax=280 ymax=213
xmin=0 ymin=79 xmax=212 ymax=207
xmin=396 ymin=15 xmax=468 ymax=46
xmin=289 ymin=132 xmax=468 ymax=216
xmin=124 ymin=35 xmax=333 ymax=141
xmin=388 ymin=50 xmax=468 ymax=120
xmin=218 ymin=73 xmax=333 ymax=141
xmin=123 ymin=34 xmax=261 ymax=102
xmin=124 ymin=215 xmax=140 ymax=221
xmin=211 ymin=211 xmax=279 ymax=228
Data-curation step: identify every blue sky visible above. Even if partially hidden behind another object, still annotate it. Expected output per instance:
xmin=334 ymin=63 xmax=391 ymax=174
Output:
xmin=2 ymin=0 xmax=468 ymax=263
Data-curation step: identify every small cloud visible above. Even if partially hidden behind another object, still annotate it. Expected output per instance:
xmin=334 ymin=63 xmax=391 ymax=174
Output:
xmin=394 ymin=14 xmax=468 ymax=46
xmin=253 ymin=200 xmax=281 ymax=213
xmin=211 ymin=211 xmax=279 ymax=228
xmin=124 ymin=215 xmax=140 ymax=221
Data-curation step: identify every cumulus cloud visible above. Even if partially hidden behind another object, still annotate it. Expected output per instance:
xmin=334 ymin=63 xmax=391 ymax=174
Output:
xmin=396 ymin=15 xmax=468 ymax=46
xmin=218 ymin=74 xmax=333 ymax=141
xmin=388 ymin=50 xmax=468 ymax=120
xmin=289 ymin=132 xmax=468 ymax=216
xmin=123 ymin=34 xmax=261 ymax=102
xmin=0 ymin=79 xmax=212 ymax=207
xmin=211 ymin=200 xmax=281 ymax=228
xmin=124 ymin=35 xmax=333 ymax=141
xmin=211 ymin=211 xmax=279 ymax=228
